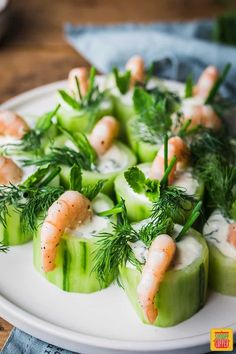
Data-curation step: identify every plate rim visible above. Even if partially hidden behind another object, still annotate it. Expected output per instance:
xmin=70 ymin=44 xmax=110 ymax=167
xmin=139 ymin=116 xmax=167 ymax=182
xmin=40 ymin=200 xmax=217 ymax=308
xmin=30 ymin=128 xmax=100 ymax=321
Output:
xmin=0 ymin=79 xmax=232 ymax=353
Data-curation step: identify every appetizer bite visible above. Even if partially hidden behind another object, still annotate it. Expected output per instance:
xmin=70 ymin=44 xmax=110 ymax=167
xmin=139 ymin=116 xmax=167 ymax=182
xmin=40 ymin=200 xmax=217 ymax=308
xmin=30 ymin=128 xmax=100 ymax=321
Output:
xmin=0 ymin=165 xmax=61 ymax=245
xmin=27 ymin=116 xmax=136 ymax=195
xmin=94 ymin=200 xmax=208 ymax=327
xmin=194 ymin=131 xmax=236 ymax=296
xmin=57 ymin=67 xmax=113 ymax=134
xmin=34 ymin=165 xmax=115 ymax=293
xmin=115 ymin=135 xmax=203 ymax=222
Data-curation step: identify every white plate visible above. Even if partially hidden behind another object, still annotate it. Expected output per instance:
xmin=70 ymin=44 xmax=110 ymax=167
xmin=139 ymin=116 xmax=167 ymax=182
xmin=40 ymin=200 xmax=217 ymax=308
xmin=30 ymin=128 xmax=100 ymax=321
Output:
xmin=0 ymin=81 xmax=236 ymax=354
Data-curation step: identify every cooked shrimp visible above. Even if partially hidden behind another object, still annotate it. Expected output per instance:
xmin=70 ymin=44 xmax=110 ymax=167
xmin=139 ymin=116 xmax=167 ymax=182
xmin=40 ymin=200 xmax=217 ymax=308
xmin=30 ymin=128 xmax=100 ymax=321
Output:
xmin=137 ymin=234 xmax=176 ymax=324
xmin=149 ymin=136 xmax=189 ymax=184
xmin=125 ymin=55 xmax=145 ymax=86
xmin=194 ymin=66 xmax=219 ymax=99
xmin=0 ymin=156 xmax=23 ymax=185
xmin=68 ymin=67 xmax=89 ymax=97
xmin=227 ymin=223 xmax=236 ymax=248
xmin=182 ymin=103 xmax=222 ymax=131
xmin=88 ymin=116 xmax=120 ymax=155
xmin=41 ymin=191 xmax=92 ymax=272
xmin=0 ymin=110 xmax=29 ymax=139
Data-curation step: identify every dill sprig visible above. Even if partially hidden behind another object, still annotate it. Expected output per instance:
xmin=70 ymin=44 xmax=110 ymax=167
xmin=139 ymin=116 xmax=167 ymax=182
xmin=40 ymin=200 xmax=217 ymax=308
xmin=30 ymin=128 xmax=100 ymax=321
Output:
xmin=190 ymin=130 xmax=236 ymax=216
xmin=7 ymin=105 xmax=60 ymax=155
xmin=175 ymin=201 xmax=202 ymax=241
xmin=0 ymin=165 xmax=63 ymax=233
xmin=93 ymin=200 xmax=138 ymax=285
xmin=151 ymin=185 xmax=195 ymax=225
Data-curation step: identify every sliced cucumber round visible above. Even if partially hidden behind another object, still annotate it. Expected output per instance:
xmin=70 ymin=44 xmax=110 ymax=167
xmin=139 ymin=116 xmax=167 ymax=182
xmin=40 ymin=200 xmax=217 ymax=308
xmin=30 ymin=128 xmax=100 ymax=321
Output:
xmin=119 ymin=228 xmax=209 ymax=327
xmin=33 ymin=193 xmax=114 ymax=293
xmin=57 ymin=97 xmax=114 ymax=134
xmin=114 ymin=163 xmax=204 ymax=222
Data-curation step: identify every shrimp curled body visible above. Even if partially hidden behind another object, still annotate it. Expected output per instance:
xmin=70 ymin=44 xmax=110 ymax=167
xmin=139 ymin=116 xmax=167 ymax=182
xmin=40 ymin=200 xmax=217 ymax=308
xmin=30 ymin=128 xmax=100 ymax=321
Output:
xmin=149 ymin=136 xmax=189 ymax=184
xmin=0 ymin=110 xmax=29 ymax=139
xmin=137 ymin=234 xmax=176 ymax=324
xmin=182 ymin=104 xmax=222 ymax=131
xmin=194 ymin=66 xmax=219 ymax=99
xmin=68 ymin=67 xmax=89 ymax=97
xmin=89 ymin=116 xmax=120 ymax=155
xmin=41 ymin=191 xmax=92 ymax=272
xmin=227 ymin=222 xmax=236 ymax=248
xmin=125 ymin=55 xmax=145 ymax=86
xmin=0 ymin=157 xmax=23 ymax=185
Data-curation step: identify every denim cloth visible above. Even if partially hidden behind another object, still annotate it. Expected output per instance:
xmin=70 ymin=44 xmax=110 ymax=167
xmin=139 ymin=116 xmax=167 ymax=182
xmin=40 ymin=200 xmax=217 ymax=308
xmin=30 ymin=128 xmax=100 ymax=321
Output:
xmin=2 ymin=19 xmax=236 ymax=354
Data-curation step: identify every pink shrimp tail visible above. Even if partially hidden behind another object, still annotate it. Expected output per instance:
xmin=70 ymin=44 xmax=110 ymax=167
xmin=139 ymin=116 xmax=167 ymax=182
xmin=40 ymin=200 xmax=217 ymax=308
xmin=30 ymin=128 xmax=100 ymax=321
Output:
xmin=149 ymin=137 xmax=188 ymax=184
xmin=194 ymin=66 xmax=219 ymax=99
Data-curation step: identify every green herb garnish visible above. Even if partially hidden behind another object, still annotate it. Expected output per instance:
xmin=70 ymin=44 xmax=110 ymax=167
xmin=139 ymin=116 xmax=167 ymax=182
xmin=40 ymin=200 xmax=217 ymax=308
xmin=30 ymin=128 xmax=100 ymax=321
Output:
xmin=205 ymin=63 xmax=231 ymax=105
xmin=69 ymin=164 xmax=106 ymax=201
xmin=0 ymin=165 xmax=63 ymax=233
xmin=112 ymin=67 xmax=131 ymax=94
xmin=10 ymin=105 xmax=60 ymax=155
xmin=124 ymin=166 xmax=160 ymax=202
xmin=185 ymin=75 xmax=193 ymax=98
xmin=22 ymin=132 xmax=97 ymax=171
xmin=131 ymin=87 xmax=179 ymax=144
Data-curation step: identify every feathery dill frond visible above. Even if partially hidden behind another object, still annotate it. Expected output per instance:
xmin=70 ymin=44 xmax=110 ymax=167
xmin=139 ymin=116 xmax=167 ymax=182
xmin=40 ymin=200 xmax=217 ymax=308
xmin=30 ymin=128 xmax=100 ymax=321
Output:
xmin=93 ymin=200 xmax=138 ymax=285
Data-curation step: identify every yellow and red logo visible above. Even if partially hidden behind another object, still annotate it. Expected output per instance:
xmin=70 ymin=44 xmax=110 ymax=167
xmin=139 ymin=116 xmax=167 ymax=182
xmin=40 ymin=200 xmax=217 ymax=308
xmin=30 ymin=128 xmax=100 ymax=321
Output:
xmin=210 ymin=328 xmax=233 ymax=351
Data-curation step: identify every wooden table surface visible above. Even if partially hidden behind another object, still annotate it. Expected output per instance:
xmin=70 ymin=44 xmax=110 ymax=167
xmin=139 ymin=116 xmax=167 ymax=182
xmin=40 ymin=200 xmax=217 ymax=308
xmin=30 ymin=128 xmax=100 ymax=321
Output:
xmin=0 ymin=0 xmax=229 ymax=349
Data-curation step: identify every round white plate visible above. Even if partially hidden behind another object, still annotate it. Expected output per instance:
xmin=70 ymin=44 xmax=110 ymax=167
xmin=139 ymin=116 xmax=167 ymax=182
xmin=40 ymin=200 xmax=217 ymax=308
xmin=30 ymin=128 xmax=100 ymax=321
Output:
xmin=0 ymin=81 xmax=236 ymax=354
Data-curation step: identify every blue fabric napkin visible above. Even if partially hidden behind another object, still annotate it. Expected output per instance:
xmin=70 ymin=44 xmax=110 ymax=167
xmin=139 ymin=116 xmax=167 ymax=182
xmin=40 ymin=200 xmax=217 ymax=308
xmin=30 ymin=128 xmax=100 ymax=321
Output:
xmin=65 ymin=20 xmax=236 ymax=99
xmin=1 ymin=328 xmax=77 ymax=354
xmin=2 ymin=19 xmax=236 ymax=354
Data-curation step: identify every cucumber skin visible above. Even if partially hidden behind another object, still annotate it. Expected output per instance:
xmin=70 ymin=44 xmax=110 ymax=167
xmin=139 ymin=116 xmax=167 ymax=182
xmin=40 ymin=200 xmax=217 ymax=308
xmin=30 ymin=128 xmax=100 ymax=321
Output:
xmin=0 ymin=206 xmax=31 ymax=246
xmin=207 ymin=242 xmax=236 ymax=296
xmin=112 ymin=95 xmax=135 ymax=141
xmin=126 ymin=119 xmax=161 ymax=163
xmin=59 ymin=141 xmax=137 ymax=196
xmin=57 ymin=97 xmax=113 ymax=134
xmin=114 ymin=163 xmax=205 ymax=223
xmin=33 ymin=194 xmax=114 ymax=293
xmin=119 ymin=230 xmax=209 ymax=327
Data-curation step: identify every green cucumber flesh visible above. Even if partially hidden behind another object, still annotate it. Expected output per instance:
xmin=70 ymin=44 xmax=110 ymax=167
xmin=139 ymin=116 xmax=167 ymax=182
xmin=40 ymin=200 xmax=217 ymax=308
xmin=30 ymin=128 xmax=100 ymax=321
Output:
xmin=126 ymin=119 xmax=161 ymax=163
xmin=207 ymin=242 xmax=236 ymax=296
xmin=57 ymin=97 xmax=114 ymax=134
xmin=33 ymin=193 xmax=114 ymax=293
xmin=114 ymin=163 xmax=204 ymax=223
xmin=119 ymin=229 xmax=209 ymax=327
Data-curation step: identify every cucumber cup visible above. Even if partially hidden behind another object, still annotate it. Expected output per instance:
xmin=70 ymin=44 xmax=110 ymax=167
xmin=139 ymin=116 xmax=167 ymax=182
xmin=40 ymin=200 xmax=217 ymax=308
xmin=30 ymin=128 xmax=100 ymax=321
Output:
xmin=203 ymin=210 xmax=236 ymax=296
xmin=33 ymin=193 xmax=114 ymax=293
xmin=57 ymin=97 xmax=114 ymax=134
xmin=119 ymin=227 xmax=209 ymax=327
xmin=47 ymin=135 xmax=137 ymax=196
xmin=0 ymin=167 xmax=60 ymax=246
xmin=114 ymin=163 xmax=204 ymax=222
